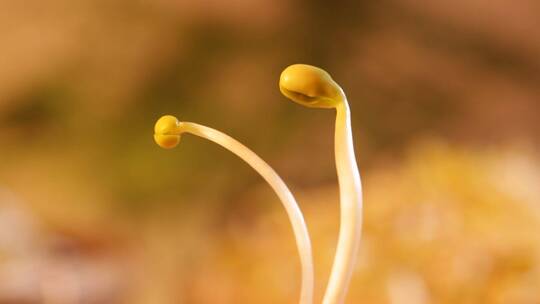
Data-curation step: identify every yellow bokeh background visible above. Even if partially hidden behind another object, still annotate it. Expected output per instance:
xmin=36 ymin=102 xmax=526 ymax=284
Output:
xmin=1 ymin=0 xmax=539 ymax=303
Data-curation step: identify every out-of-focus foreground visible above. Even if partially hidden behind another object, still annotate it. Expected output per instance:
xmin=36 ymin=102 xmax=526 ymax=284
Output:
xmin=1 ymin=0 xmax=539 ymax=303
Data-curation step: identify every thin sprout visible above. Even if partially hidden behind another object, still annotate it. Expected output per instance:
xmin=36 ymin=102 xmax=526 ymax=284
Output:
xmin=280 ymin=64 xmax=363 ymax=304
xmin=154 ymin=115 xmax=314 ymax=304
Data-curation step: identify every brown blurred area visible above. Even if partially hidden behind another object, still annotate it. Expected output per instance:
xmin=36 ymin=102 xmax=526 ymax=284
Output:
xmin=1 ymin=0 xmax=539 ymax=303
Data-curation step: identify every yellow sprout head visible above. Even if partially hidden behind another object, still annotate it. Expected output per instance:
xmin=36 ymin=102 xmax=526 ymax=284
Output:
xmin=154 ymin=115 xmax=182 ymax=149
xmin=279 ymin=64 xmax=344 ymax=108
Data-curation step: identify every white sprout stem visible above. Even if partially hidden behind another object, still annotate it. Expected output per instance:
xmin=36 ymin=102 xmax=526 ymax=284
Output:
xmin=322 ymin=99 xmax=363 ymax=304
xmin=181 ymin=122 xmax=314 ymax=304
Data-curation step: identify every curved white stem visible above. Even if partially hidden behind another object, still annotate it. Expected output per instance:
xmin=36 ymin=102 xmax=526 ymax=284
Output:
xmin=181 ymin=122 xmax=314 ymax=304
xmin=322 ymin=100 xmax=363 ymax=304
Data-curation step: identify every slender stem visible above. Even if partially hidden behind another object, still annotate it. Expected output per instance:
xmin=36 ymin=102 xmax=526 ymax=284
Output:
xmin=181 ymin=122 xmax=314 ymax=304
xmin=322 ymin=100 xmax=363 ymax=304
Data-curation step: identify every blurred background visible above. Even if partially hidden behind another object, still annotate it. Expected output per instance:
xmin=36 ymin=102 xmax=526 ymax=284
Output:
xmin=1 ymin=0 xmax=539 ymax=303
